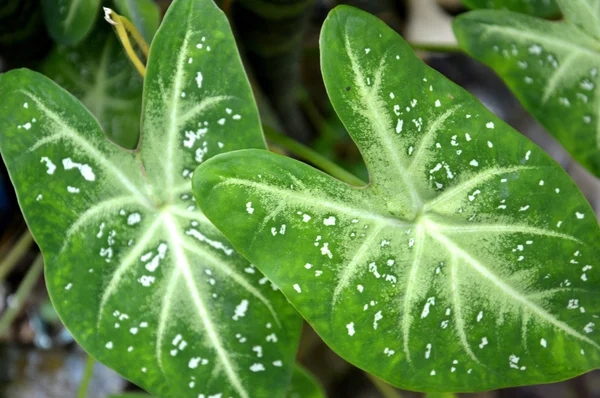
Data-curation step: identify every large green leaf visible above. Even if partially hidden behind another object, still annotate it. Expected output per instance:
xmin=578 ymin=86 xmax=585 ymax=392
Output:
xmin=40 ymin=23 xmax=143 ymax=150
xmin=286 ymin=365 xmax=326 ymax=398
xmin=194 ymin=5 xmax=600 ymax=392
xmin=453 ymin=3 xmax=600 ymax=178
xmin=41 ymin=0 xmax=101 ymax=45
xmin=0 ymin=0 xmax=301 ymax=397
xmin=113 ymin=0 xmax=161 ymax=44
xmin=461 ymin=0 xmax=560 ymax=18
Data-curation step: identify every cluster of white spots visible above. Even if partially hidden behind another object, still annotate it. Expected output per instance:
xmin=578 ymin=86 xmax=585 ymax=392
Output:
xmin=302 ymin=213 xmax=311 ymax=222
xmin=250 ymin=363 xmax=265 ymax=372
xmin=189 ymin=357 xmax=209 ymax=369
xmin=486 ymin=122 xmax=495 ymax=129
xmin=186 ymin=228 xmax=233 ymax=255
xmin=141 ymin=243 xmax=168 ymax=272
xmin=266 ymin=332 xmax=278 ymax=342
xmin=468 ymin=189 xmax=481 ymax=202
xmin=127 ymin=212 xmax=142 ymax=225
xmin=105 ymin=342 xmax=113 ymax=350
xmin=373 ymin=311 xmax=383 ymax=330
xmin=293 ymin=283 xmax=302 ymax=293
xmin=584 ymin=322 xmax=595 ymax=333
xmin=252 ymin=346 xmax=263 ymax=358
xmin=195 ymin=71 xmax=203 ymax=88
xmin=246 ymin=202 xmax=254 ymax=214
xmin=383 ymin=347 xmax=395 ymax=357
xmin=357 ymin=284 xmax=364 ymax=293
xmin=183 ymin=127 xmax=208 ymax=148
xmin=40 ymin=157 xmax=56 ymax=174
xmin=567 ymin=299 xmax=579 ymax=309
xmin=509 ymin=354 xmax=526 ymax=371
xmin=323 ymin=216 xmax=336 ymax=226
xmin=396 ymin=119 xmax=403 ymax=133
xmin=346 ymin=322 xmax=355 ymax=336
xmin=528 ymin=44 xmax=542 ymax=55
xmin=435 ymin=100 xmax=441 ymax=107
xmin=479 ymin=337 xmax=488 ymax=349
xmin=67 ymin=186 xmax=80 ymax=193
xmin=525 ymin=150 xmax=531 ymax=161
xmin=425 ymin=343 xmax=432 ymax=359
xmin=519 ymin=205 xmax=530 ymax=212
xmin=195 ymin=36 xmax=211 ymax=51
xmin=138 ymin=275 xmax=156 ymax=287
xmin=368 ymin=262 xmax=381 ymax=278
xmin=469 ymin=159 xmax=479 ymax=167
xmin=320 ymin=242 xmax=333 ymax=258
xmin=170 ymin=334 xmax=188 ymax=356
xmin=63 ymin=158 xmax=95 ymax=181
xmin=421 ymin=297 xmax=435 ymax=318
xmin=576 ymin=212 xmax=585 ymax=219
xmin=232 ymin=299 xmax=249 ymax=321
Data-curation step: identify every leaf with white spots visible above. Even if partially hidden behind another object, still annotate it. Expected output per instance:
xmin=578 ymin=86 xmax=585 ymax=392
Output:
xmin=42 ymin=0 xmax=101 ymax=45
xmin=454 ymin=2 xmax=600 ymax=177
xmin=0 ymin=0 xmax=301 ymax=397
xmin=41 ymin=23 xmax=144 ymax=149
xmin=194 ymin=5 xmax=600 ymax=392
xmin=461 ymin=0 xmax=560 ymax=18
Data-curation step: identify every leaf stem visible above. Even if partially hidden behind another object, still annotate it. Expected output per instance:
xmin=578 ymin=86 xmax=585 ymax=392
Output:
xmin=0 ymin=230 xmax=34 ymax=284
xmin=103 ymin=7 xmax=148 ymax=77
xmin=409 ymin=43 xmax=462 ymax=53
xmin=0 ymin=253 xmax=44 ymax=336
xmin=77 ymin=354 xmax=96 ymax=398
xmin=365 ymin=373 xmax=404 ymax=398
xmin=263 ymin=125 xmax=366 ymax=187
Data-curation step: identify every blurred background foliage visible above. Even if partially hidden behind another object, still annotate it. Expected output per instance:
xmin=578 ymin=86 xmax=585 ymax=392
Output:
xmin=0 ymin=0 xmax=599 ymax=397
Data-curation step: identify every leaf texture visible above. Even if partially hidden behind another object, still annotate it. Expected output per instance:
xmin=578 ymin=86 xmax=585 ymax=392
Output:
xmin=0 ymin=0 xmax=301 ymax=397
xmin=194 ymin=5 xmax=600 ymax=392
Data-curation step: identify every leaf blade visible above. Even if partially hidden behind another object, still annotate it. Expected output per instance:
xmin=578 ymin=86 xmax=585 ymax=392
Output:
xmin=194 ymin=5 xmax=600 ymax=392
xmin=41 ymin=0 xmax=101 ymax=45
xmin=454 ymin=9 xmax=600 ymax=177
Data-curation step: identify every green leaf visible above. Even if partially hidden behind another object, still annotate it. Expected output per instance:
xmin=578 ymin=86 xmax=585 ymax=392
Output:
xmin=113 ymin=0 xmax=161 ymax=44
xmin=453 ymin=6 xmax=600 ymax=177
xmin=461 ymin=0 xmax=560 ymax=18
xmin=286 ymin=365 xmax=326 ymax=398
xmin=194 ymin=5 xmax=600 ymax=393
xmin=40 ymin=23 xmax=143 ymax=150
xmin=0 ymin=0 xmax=301 ymax=397
xmin=557 ymin=0 xmax=600 ymax=39
xmin=41 ymin=0 xmax=101 ymax=45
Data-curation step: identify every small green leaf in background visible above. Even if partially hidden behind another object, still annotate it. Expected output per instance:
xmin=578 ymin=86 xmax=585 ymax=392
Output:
xmin=287 ymin=365 xmax=326 ymax=398
xmin=113 ymin=0 xmax=161 ymax=44
xmin=0 ymin=0 xmax=302 ymax=397
xmin=40 ymin=23 xmax=143 ymax=149
xmin=194 ymin=5 xmax=600 ymax=393
xmin=454 ymin=0 xmax=600 ymax=178
xmin=461 ymin=0 xmax=561 ymax=18
xmin=41 ymin=0 xmax=101 ymax=45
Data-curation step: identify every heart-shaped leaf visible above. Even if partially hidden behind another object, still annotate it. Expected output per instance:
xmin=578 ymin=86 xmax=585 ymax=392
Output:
xmin=41 ymin=23 xmax=143 ymax=149
xmin=42 ymin=0 xmax=101 ymax=45
xmin=0 ymin=0 xmax=301 ymax=397
xmin=454 ymin=1 xmax=600 ymax=177
xmin=286 ymin=365 xmax=326 ymax=398
xmin=461 ymin=0 xmax=560 ymax=18
xmin=194 ymin=5 xmax=600 ymax=392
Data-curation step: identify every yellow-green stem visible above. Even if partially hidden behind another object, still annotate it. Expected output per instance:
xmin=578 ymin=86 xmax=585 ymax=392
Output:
xmin=263 ymin=125 xmax=366 ymax=187
xmin=0 ymin=230 xmax=34 ymax=283
xmin=0 ymin=254 xmax=44 ymax=336
xmin=77 ymin=354 xmax=96 ymax=398
xmin=104 ymin=8 xmax=148 ymax=77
